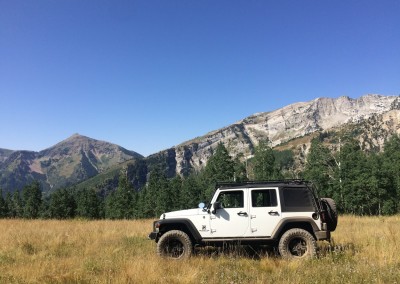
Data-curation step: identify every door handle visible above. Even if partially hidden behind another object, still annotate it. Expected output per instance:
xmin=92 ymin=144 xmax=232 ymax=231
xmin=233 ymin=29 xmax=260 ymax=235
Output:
xmin=237 ymin=211 xmax=248 ymax=216
xmin=268 ymin=210 xmax=279 ymax=216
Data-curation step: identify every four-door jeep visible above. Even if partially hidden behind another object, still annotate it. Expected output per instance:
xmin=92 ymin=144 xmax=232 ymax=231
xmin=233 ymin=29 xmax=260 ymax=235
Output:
xmin=148 ymin=180 xmax=337 ymax=259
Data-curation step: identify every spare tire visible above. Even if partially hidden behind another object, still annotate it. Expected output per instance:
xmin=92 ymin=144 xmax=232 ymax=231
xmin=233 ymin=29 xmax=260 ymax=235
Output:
xmin=320 ymin=198 xmax=338 ymax=232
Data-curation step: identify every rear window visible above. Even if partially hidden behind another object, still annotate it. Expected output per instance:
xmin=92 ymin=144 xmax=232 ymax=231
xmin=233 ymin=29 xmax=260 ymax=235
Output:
xmin=281 ymin=187 xmax=314 ymax=212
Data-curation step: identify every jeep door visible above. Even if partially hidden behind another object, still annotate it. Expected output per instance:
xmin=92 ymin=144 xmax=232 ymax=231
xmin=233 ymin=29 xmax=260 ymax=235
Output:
xmin=209 ymin=189 xmax=249 ymax=237
xmin=248 ymin=188 xmax=281 ymax=237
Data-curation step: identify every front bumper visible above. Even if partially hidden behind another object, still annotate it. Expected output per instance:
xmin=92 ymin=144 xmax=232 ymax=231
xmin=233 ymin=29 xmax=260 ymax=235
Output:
xmin=148 ymin=232 xmax=158 ymax=240
xmin=148 ymin=220 xmax=160 ymax=241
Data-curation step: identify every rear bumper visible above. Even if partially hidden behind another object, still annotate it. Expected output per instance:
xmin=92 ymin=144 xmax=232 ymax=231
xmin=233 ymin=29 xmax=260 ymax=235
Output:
xmin=315 ymin=230 xmax=331 ymax=241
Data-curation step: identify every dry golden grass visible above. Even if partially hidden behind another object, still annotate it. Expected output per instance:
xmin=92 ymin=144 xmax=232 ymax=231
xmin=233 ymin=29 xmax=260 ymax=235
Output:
xmin=1 ymin=216 xmax=400 ymax=283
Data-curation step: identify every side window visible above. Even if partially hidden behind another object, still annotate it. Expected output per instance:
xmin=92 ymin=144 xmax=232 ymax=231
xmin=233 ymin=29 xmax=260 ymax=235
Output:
xmin=251 ymin=189 xmax=277 ymax=207
xmin=216 ymin=191 xmax=244 ymax=208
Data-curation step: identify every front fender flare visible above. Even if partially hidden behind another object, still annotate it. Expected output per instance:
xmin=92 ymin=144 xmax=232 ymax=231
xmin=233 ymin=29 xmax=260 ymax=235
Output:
xmin=157 ymin=218 xmax=203 ymax=243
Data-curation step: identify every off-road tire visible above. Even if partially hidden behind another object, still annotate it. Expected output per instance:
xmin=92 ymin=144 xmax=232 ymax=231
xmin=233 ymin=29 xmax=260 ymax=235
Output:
xmin=321 ymin=198 xmax=338 ymax=232
xmin=278 ymin=228 xmax=317 ymax=259
xmin=157 ymin=230 xmax=192 ymax=259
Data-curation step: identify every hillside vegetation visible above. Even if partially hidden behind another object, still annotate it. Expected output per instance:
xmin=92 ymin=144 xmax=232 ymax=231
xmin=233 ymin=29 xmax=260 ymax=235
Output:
xmin=3 ymin=134 xmax=400 ymax=220
xmin=0 ymin=215 xmax=399 ymax=283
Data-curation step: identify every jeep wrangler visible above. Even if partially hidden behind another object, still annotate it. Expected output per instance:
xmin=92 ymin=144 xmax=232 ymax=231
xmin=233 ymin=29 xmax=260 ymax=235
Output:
xmin=148 ymin=180 xmax=337 ymax=259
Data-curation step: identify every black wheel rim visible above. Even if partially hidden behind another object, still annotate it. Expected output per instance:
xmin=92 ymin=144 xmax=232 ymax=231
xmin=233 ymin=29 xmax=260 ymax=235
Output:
xmin=288 ymin=237 xmax=308 ymax=257
xmin=164 ymin=239 xmax=185 ymax=258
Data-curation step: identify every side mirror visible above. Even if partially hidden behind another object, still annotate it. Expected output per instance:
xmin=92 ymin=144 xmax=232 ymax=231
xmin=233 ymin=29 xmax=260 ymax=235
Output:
xmin=212 ymin=201 xmax=221 ymax=214
xmin=198 ymin=202 xmax=205 ymax=209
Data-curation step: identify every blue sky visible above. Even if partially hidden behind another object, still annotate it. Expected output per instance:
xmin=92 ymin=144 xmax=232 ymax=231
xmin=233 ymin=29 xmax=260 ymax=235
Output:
xmin=1 ymin=0 xmax=399 ymax=156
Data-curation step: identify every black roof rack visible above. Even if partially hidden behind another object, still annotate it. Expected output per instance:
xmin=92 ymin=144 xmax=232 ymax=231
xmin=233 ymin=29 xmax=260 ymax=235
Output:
xmin=215 ymin=179 xmax=310 ymax=189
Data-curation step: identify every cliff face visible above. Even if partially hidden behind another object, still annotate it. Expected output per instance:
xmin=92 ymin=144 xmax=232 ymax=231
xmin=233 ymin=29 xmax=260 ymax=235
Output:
xmin=149 ymin=94 xmax=400 ymax=176
xmin=242 ymin=95 xmax=398 ymax=147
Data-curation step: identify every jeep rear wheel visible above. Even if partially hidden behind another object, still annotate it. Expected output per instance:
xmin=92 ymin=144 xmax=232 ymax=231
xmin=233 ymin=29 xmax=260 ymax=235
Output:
xmin=157 ymin=230 xmax=192 ymax=259
xmin=278 ymin=228 xmax=317 ymax=259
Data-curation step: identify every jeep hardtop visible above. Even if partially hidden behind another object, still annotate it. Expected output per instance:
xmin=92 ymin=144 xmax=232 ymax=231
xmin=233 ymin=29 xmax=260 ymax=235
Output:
xmin=148 ymin=180 xmax=337 ymax=259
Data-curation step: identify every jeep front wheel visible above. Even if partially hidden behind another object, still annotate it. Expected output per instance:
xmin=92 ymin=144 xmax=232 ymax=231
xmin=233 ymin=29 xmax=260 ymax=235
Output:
xmin=278 ymin=228 xmax=317 ymax=259
xmin=157 ymin=230 xmax=192 ymax=259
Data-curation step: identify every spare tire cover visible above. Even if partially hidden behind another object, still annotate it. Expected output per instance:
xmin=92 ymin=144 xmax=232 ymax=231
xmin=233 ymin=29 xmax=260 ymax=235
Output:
xmin=321 ymin=198 xmax=338 ymax=232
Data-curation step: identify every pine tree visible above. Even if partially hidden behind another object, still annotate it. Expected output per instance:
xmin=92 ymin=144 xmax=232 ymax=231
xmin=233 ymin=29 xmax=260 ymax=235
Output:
xmin=203 ymin=143 xmax=235 ymax=197
xmin=252 ymin=139 xmax=281 ymax=180
xmin=168 ymin=175 xmax=183 ymax=212
xmin=11 ymin=190 xmax=23 ymax=218
xmin=76 ymin=188 xmax=102 ymax=219
xmin=274 ymin=149 xmax=295 ymax=178
xmin=49 ymin=188 xmax=76 ymax=219
xmin=337 ymin=139 xmax=375 ymax=214
xmin=379 ymin=134 xmax=400 ymax=214
xmin=366 ymin=153 xmax=390 ymax=215
xmin=0 ymin=188 xmax=8 ymax=218
xmin=303 ymin=138 xmax=336 ymax=198
xmin=22 ymin=181 xmax=42 ymax=219
xmin=141 ymin=187 xmax=155 ymax=218
xmin=147 ymin=167 xmax=169 ymax=218
xmin=136 ymin=188 xmax=147 ymax=218
xmin=180 ymin=173 xmax=205 ymax=209
xmin=233 ymin=155 xmax=248 ymax=182
xmin=105 ymin=191 xmax=117 ymax=219
xmin=105 ymin=168 xmax=135 ymax=219
xmin=5 ymin=192 xmax=12 ymax=217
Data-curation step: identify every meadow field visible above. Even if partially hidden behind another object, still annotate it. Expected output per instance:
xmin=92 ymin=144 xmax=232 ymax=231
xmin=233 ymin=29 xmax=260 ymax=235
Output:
xmin=0 ymin=216 xmax=399 ymax=283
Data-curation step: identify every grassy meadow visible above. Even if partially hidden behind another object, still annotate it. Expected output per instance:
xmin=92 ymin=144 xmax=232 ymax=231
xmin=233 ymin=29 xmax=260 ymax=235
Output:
xmin=0 ymin=216 xmax=400 ymax=283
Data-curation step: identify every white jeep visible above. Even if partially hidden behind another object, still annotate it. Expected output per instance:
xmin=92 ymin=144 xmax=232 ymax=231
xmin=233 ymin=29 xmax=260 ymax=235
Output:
xmin=148 ymin=181 xmax=337 ymax=259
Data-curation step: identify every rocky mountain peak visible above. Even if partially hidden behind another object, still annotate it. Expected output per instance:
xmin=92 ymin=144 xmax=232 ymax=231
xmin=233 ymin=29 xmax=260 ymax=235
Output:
xmin=0 ymin=134 xmax=143 ymax=193
xmin=44 ymin=133 xmax=96 ymax=150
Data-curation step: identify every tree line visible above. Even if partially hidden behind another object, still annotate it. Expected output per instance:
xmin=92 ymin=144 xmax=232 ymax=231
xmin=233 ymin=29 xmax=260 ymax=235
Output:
xmin=1 ymin=134 xmax=400 ymax=219
xmin=303 ymin=134 xmax=400 ymax=215
xmin=0 ymin=141 xmax=285 ymax=219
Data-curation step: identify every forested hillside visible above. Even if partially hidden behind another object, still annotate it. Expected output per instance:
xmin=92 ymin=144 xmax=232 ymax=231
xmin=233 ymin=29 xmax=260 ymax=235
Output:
xmin=1 ymin=132 xmax=400 ymax=219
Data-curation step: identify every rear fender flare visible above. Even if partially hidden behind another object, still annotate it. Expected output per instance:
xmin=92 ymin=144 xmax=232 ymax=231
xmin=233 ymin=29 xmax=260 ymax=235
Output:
xmin=271 ymin=217 xmax=320 ymax=240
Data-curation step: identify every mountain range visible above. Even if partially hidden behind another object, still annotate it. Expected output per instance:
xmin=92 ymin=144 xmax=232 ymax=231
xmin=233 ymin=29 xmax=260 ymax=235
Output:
xmin=147 ymin=94 xmax=400 ymax=175
xmin=0 ymin=134 xmax=142 ymax=194
xmin=1 ymin=94 xmax=400 ymax=194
